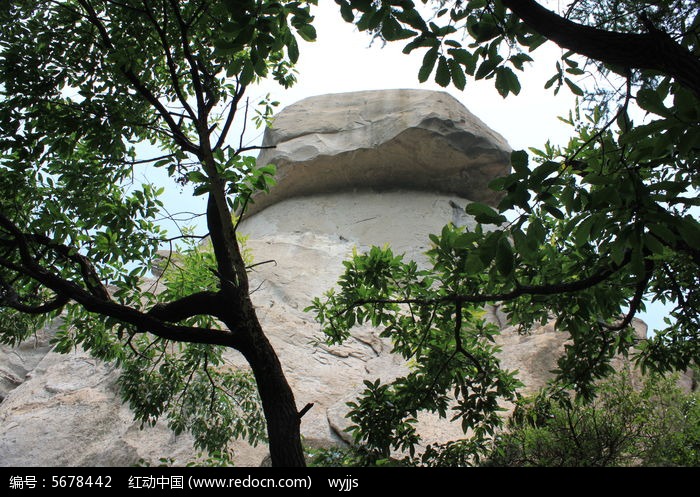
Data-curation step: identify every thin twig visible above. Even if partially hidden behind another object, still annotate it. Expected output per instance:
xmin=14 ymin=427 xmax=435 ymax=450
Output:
xmin=246 ymin=259 xmax=277 ymax=270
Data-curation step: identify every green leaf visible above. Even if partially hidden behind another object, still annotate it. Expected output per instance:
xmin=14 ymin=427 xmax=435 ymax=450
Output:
xmin=495 ymin=67 xmax=521 ymax=97
xmin=677 ymin=217 xmax=700 ymax=247
xmin=644 ymin=233 xmax=665 ymax=254
xmin=418 ymin=47 xmax=438 ymax=83
xmin=193 ymin=184 xmax=210 ymax=196
xmin=454 ymin=231 xmax=480 ymax=249
xmin=564 ymin=77 xmax=584 ymax=96
xmin=488 ymin=175 xmax=516 ymax=192
xmin=470 ymin=19 xmax=500 ymax=43
xmin=435 ymin=56 xmax=451 ymax=87
xmin=648 ymin=223 xmax=676 ymax=243
xmin=448 ymin=48 xmax=477 ymax=75
xmin=582 ymin=174 xmax=614 ymax=186
xmin=287 ymin=36 xmax=299 ymax=63
xmin=636 ymin=88 xmax=671 ymax=117
xmin=495 ymin=237 xmax=514 ymax=276
xmin=240 ymin=60 xmax=255 ymax=85
xmin=465 ymin=253 xmax=485 ymax=274
xmin=574 ymin=216 xmax=595 ymax=248
xmin=396 ymin=7 xmax=428 ymax=31
xmin=526 ymin=218 xmax=546 ymax=246
xmin=338 ymin=1 xmax=355 ymax=22
xmin=509 ymin=53 xmax=534 ymax=71
xmin=449 ymin=59 xmax=466 ymax=90
xmin=475 ymin=58 xmax=498 ymax=80
xmin=465 ymin=202 xmax=507 ymax=225
xmin=528 ymin=160 xmax=559 ymax=185
xmin=541 ymin=203 xmax=564 ymax=219
xmin=544 ymin=72 xmax=560 ymax=90
xmin=296 ymin=24 xmax=317 ymax=42
xmin=673 ymin=87 xmax=698 ymax=121
xmin=187 ymin=171 xmax=208 ymax=183
xmin=610 ymin=240 xmax=627 ymax=266
xmin=510 ymin=150 xmax=529 ymax=175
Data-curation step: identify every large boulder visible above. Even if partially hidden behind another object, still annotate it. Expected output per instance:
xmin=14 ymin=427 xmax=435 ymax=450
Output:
xmin=249 ymin=89 xmax=511 ymax=215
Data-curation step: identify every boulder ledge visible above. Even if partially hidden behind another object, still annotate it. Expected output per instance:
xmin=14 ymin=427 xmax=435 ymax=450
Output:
xmin=249 ymin=89 xmax=511 ymax=215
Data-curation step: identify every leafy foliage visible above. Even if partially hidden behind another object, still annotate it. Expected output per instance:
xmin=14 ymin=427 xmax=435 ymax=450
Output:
xmin=120 ymin=341 xmax=266 ymax=458
xmin=308 ymin=244 xmax=522 ymax=464
xmin=487 ymin=371 xmax=700 ymax=467
xmin=116 ymin=236 xmax=266 ymax=458
xmin=308 ymin=0 xmax=700 ymax=463
xmin=0 ymin=0 xmax=315 ymax=466
xmin=309 ymin=370 xmax=700 ymax=467
xmin=335 ymin=0 xmax=544 ymax=93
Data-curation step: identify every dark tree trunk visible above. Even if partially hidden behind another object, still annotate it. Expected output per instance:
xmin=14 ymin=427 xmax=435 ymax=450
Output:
xmin=238 ymin=317 xmax=306 ymax=467
xmin=205 ymin=173 xmax=305 ymax=467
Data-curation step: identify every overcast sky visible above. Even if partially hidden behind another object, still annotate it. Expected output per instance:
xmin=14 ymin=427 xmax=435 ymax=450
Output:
xmin=248 ymin=3 xmax=578 ymax=151
xmin=146 ymin=2 xmax=668 ymax=333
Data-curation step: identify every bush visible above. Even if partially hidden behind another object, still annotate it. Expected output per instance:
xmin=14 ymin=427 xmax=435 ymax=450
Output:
xmin=486 ymin=370 xmax=700 ymax=467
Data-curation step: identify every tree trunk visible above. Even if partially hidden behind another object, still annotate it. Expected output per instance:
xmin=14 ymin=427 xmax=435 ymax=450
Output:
xmin=205 ymin=181 xmax=305 ymax=466
xmin=239 ymin=319 xmax=306 ymax=467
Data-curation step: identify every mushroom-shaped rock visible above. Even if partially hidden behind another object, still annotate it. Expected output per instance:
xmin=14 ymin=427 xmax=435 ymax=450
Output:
xmin=249 ymin=89 xmax=511 ymax=216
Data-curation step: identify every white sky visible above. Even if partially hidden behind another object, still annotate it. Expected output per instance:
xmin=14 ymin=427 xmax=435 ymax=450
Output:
xmin=147 ymin=2 xmax=669 ymax=333
xmin=249 ymin=3 xmax=578 ymax=151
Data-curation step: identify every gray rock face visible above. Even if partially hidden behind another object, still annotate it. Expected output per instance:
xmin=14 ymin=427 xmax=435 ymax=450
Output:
xmin=0 ymin=326 xmax=53 ymax=404
xmin=249 ymin=89 xmax=511 ymax=215
xmin=0 ymin=348 xmax=200 ymax=466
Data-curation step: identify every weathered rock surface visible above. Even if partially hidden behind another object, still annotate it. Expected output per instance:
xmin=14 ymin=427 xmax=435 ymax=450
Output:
xmin=0 ymin=348 xmax=200 ymax=466
xmin=249 ymin=89 xmax=511 ymax=215
xmin=0 ymin=89 xmax=646 ymax=467
xmin=1 ymin=326 xmax=54 ymax=404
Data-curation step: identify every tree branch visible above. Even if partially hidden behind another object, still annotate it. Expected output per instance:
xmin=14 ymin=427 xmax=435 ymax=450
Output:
xmin=453 ymin=302 xmax=485 ymax=377
xmin=502 ymin=0 xmax=700 ymax=96
xmin=236 ymin=145 xmax=276 ymax=155
xmin=0 ymin=276 xmax=69 ymax=314
xmin=1 ymin=250 xmax=238 ymax=346
xmin=246 ymin=259 xmax=277 ymax=271
xmin=76 ymin=0 xmax=199 ymax=154
xmin=298 ymin=402 xmax=314 ymax=419
xmin=0 ymin=214 xmax=241 ymax=348
xmin=343 ymin=252 xmax=631 ymax=313
xmin=206 ymin=192 xmax=240 ymax=293
xmin=147 ymin=290 xmax=226 ymax=322
xmin=140 ymin=0 xmax=198 ymax=123
xmin=169 ymin=0 xmax=206 ymax=128
xmin=213 ymin=83 xmax=245 ymax=151
xmin=599 ymin=258 xmax=654 ymax=332
xmin=19 ymin=232 xmax=111 ymax=301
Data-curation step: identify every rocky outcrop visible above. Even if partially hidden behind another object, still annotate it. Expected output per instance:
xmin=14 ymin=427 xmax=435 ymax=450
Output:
xmin=0 ymin=325 xmax=54 ymax=404
xmin=0 ymin=346 xmax=204 ymax=466
xmin=249 ymin=89 xmax=511 ymax=215
xmin=0 ymin=89 xmax=640 ymax=467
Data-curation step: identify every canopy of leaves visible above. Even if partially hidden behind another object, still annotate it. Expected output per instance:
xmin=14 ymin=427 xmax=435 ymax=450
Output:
xmin=0 ymin=0 xmax=315 ymax=461
xmin=308 ymin=244 xmax=522 ymax=465
xmin=309 ymin=0 xmax=700 ymax=462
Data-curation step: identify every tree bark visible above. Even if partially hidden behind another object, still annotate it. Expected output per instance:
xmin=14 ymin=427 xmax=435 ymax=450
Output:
xmin=502 ymin=0 xmax=700 ymax=97
xmin=204 ymin=184 xmax=306 ymax=467
xmin=237 ymin=316 xmax=306 ymax=467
